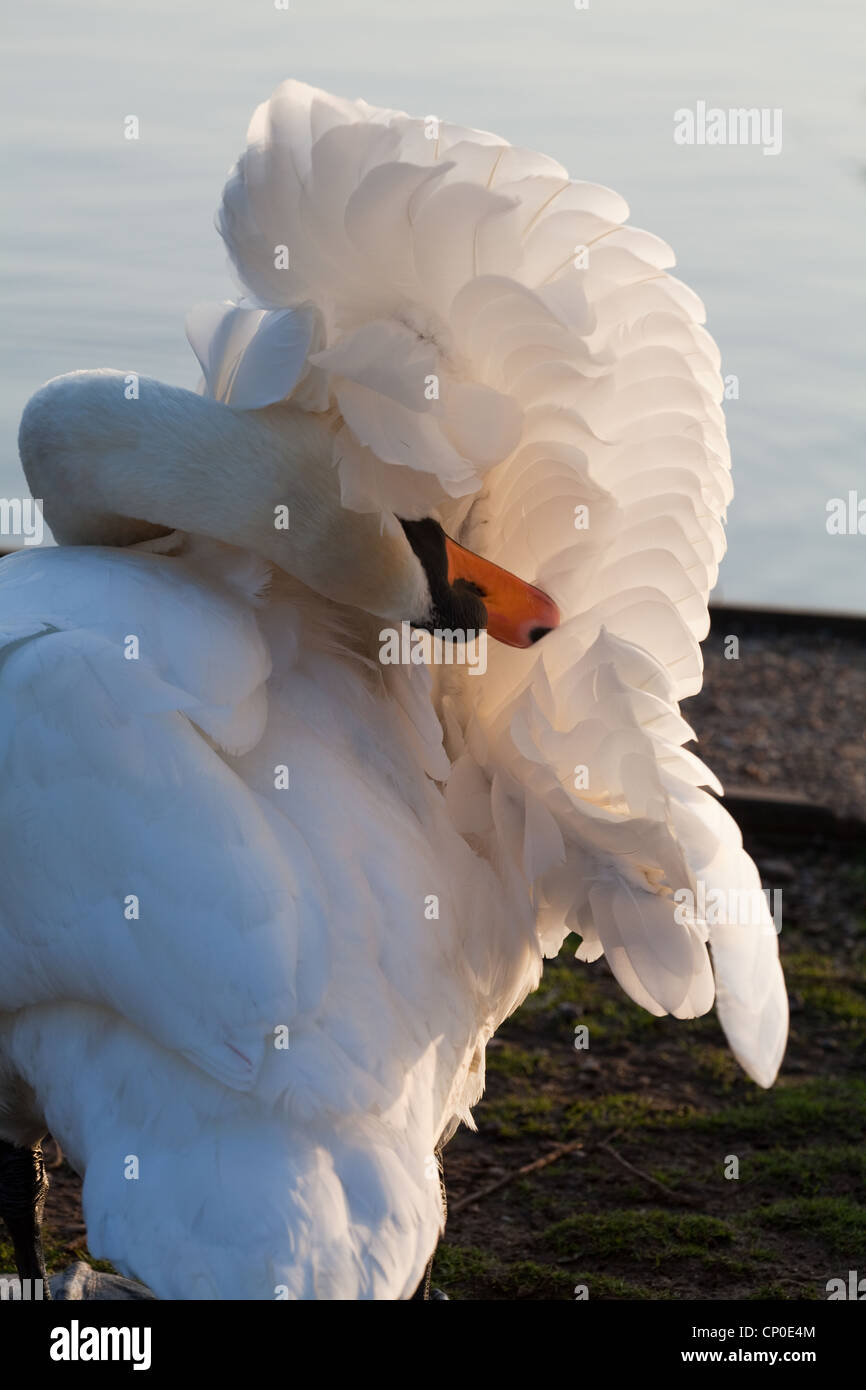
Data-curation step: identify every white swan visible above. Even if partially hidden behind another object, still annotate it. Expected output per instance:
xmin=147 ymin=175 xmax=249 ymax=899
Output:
xmin=0 ymin=80 xmax=787 ymax=1301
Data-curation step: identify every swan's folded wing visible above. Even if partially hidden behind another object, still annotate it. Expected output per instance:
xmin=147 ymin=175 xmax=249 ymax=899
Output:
xmin=422 ymin=132 xmax=788 ymax=1088
xmin=0 ymin=544 xmax=299 ymax=1090
xmin=445 ymin=624 xmax=788 ymax=1088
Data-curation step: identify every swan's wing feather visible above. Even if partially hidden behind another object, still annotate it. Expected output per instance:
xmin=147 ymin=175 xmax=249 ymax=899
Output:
xmin=0 ymin=546 xmax=296 ymax=1090
xmin=669 ymin=786 xmax=789 ymax=1088
xmin=182 ymin=80 xmax=785 ymax=1091
xmin=186 ymin=301 xmax=325 ymax=410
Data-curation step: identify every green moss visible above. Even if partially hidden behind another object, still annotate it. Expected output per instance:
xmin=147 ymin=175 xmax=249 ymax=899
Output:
xmin=480 ymin=1092 xmax=557 ymax=1139
xmin=431 ymin=1241 xmax=662 ymax=1300
xmin=698 ymin=1252 xmax=772 ymax=1280
xmin=746 ymin=1281 xmax=822 ymax=1301
xmin=567 ymin=1271 xmax=669 ymax=1299
xmin=486 ymin=1044 xmax=554 ymax=1079
xmin=0 ymin=1230 xmax=67 ymax=1276
xmin=786 ymin=951 xmax=866 ymax=1026
xmin=564 ymin=1090 xmax=676 ymax=1134
xmin=540 ymin=1208 xmax=735 ymax=1266
xmin=745 ymin=1144 xmax=866 ymax=1196
xmin=752 ymin=1197 xmax=866 ymax=1257
xmin=431 ymin=1242 xmax=493 ymax=1287
xmin=523 ymin=958 xmax=659 ymax=1040
xmin=0 ymin=1230 xmax=114 ymax=1279
xmin=694 ymin=1047 xmax=742 ymax=1092
xmin=493 ymin=1259 xmax=588 ymax=1298
xmin=678 ymin=1078 xmax=866 ymax=1142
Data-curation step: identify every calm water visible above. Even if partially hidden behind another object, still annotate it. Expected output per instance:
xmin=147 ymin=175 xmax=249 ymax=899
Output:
xmin=3 ymin=0 xmax=864 ymax=610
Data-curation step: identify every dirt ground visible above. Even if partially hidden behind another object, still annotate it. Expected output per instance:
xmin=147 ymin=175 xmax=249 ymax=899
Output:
xmin=3 ymin=615 xmax=864 ymax=1299
xmin=435 ymin=829 xmax=864 ymax=1299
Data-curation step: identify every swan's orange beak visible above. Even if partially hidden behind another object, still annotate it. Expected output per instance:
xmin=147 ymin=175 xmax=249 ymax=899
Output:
xmin=444 ymin=536 xmax=561 ymax=649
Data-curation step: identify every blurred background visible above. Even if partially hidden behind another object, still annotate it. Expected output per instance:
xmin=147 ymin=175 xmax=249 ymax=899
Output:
xmin=2 ymin=0 xmax=864 ymax=1301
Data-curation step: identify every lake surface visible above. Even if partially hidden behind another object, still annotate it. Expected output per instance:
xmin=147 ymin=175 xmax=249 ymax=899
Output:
xmin=3 ymin=0 xmax=864 ymax=610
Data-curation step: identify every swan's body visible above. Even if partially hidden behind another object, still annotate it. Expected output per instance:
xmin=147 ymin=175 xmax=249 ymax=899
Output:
xmin=0 ymin=531 xmax=518 ymax=1298
xmin=0 ymin=80 xmax=786 ymax=1299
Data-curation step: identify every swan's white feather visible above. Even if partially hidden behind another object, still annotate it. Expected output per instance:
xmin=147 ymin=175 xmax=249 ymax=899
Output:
xmin=201 ymin=83 xmax=785 ymax=1086
xmin=0 ymin=543 xmax=539 ymax=1298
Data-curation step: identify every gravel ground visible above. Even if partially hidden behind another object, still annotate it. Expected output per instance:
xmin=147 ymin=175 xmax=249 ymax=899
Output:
xmin=686 ymin=613 xmax=866 ymax=820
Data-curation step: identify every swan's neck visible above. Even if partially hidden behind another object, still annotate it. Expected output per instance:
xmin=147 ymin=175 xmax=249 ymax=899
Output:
xmin=19 ymin=370 xmax=430 ymax=623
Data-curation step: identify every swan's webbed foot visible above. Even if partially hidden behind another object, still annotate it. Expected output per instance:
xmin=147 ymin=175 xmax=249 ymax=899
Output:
xmin=0 ymin=1137 xmax=52 ymax=1300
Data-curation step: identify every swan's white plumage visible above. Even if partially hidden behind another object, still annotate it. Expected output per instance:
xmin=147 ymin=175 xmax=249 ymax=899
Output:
xmin=195 ymin=78 xmax=785 ymax=1074
xmin=0 ymin=78 xmax=786 ymax=1299
xmin=0 ymin=541 xmax=534 ymax=1297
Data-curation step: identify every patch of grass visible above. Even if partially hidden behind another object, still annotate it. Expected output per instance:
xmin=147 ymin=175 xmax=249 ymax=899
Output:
xmin=480 ymin=1091 xmax=557 ymax=1139
xmin=747 ymin=1281 xmax=823 ymax=1300
xmin=745 ymin=1144 xmax=866 ymax=1197
xmin=568 ymin=1271 xmax=669 ymax=1299
xmin=486 ymin=1044 xmax=555 ymax=1080
xmin=786 ymin=950 xmax=866 ymax=1030
xmin=540 ymin=1209 xmax=735 ymax=1266
xmin=0 ymin=1231 xmax=65 ymax=1276
xmin=0 ymin=1231 xmax=114 ymax=1279
xmin=753 ymin=1197 xmax=866 ymax=1258
xmin=564 ymin=1089 xmax=692 ymax=1134
xmin=676 ymin=1078 xmax=866 ymax=1142
xmin=431 ymin=1242 xmax=493 ymax=1288
xmin=522 ymin=959 xmax=659 ymax=1040
xmin=431 ymin=1241 xmax=661 ymax=1300
xmin=694 ymin=1046 xmax=742 ymax=1092
xmin=495 ymin=1259 xmax=590 ymax=1299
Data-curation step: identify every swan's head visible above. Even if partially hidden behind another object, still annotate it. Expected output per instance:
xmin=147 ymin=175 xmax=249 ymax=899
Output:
xmin=399 ymin=517 xmax=559 ymax=648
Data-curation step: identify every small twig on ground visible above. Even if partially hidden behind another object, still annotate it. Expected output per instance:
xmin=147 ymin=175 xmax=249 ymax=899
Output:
xmin=596 ymin=1140 xmax=700 ymax=1207
xmin=449 ymin=1128 xmax=623 ymax=1216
